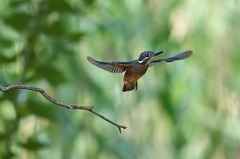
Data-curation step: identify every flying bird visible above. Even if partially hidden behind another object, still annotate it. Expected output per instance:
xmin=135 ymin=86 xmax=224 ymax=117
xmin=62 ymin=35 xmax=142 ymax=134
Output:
xmin=87 ymin=50 xmax=192 ymax=92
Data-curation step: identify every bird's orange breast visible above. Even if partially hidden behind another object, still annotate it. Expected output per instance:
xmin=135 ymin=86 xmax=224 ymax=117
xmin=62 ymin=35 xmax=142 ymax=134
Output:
xmin=123 ymin=65 xmax=148 ymax=84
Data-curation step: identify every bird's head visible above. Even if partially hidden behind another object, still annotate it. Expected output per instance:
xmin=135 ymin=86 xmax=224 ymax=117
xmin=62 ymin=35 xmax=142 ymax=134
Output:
xmin=138 ymin=50 xmax=165 ymax=65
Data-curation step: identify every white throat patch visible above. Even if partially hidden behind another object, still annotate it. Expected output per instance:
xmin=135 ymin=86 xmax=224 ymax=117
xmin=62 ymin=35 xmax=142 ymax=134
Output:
xmin=138 ymin=60 xmax=143 ymax=63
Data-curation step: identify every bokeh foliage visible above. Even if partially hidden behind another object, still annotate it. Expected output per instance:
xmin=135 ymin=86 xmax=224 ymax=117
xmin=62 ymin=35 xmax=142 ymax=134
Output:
xmin=0 ymin=0 xmax=240 ymax=159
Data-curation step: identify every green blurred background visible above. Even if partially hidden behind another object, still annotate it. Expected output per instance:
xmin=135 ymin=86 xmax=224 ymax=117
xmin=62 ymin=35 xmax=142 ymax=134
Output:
xmin=0 ymin=0 xmax=240 ymax=159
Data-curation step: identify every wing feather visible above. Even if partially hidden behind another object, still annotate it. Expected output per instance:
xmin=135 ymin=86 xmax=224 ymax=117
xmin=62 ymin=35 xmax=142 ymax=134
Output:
xmin=149 ymin=51 xmax=192 ymax=67
xmin=87 ymin=56 xmax=132 ymax=73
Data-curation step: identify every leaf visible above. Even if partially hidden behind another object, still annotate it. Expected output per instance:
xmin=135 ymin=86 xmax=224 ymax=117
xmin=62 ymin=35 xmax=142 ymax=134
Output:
xmin=18 ymin=137 xmax=49 ymax=151
xmin=3 ymin=13 xmax=32 ymax=31
xmin=9 ymin=0 xmax=30 ymax=8
xmin=0 ymin=91 xmax=16 ymax=102
xmin=67 ymin=32 xmax=85 ymax=42
xmin=0 ymin=54 xmax=17 ymax=65
xmin=22 ymin=97 xmax=58 ymax=120
xmin=47 ymin=0 xmax=75 ymax=13
xmin=41 ymin=20 xmax=65 ymax=37
xmin=85 ymin=0 xmax=96 ymax=5
xmin=0 ymin=132 xmax=6 ymax=141
xmin=0 ymin=37 xmax=13 ymax=48
xmin=36 ymin=65 xmax=66 ymax=85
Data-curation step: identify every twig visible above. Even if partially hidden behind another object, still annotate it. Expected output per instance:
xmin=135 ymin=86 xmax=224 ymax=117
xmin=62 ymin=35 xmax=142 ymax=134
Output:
xmin=88 ymin=109 xmax=127 ymax=133
xmin=0 ymin=85 xmax=127 ymax=133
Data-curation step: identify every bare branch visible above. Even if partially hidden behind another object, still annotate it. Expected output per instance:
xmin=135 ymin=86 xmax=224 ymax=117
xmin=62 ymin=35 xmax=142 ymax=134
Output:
xmin=88 ymin=109 xmax=127 ymax=133
xmin=0 ymin=85 xmax=127 ymax=133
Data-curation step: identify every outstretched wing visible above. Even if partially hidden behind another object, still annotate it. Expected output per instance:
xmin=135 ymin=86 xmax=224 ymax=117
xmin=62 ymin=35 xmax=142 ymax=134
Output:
xmin=87 ymin=56 xmax=133 ymax=73
xmin=149 ymin=51 xmax=192 ymax=67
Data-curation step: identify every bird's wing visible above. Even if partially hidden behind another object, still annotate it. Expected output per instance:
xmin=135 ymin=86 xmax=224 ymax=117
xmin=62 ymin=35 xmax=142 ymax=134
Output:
xmin=87 ymin=56 xmax=133 ymax=73
xmin=149 ymin=51 xmax=193 ymax=67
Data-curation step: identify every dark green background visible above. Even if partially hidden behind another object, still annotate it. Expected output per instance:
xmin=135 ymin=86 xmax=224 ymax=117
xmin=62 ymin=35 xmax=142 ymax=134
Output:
xmin=0 ymin=0 xmax=240 ymax=159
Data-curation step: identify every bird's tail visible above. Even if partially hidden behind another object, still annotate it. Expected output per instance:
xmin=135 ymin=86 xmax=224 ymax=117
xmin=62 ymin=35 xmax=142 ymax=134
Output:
xmin=122 ymin=81 xmax=137 ymax=92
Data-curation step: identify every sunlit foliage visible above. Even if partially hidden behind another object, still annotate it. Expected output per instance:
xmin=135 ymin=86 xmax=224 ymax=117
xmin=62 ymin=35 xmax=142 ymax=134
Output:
xmin=0 ymin=0 xmax=240 ymax=159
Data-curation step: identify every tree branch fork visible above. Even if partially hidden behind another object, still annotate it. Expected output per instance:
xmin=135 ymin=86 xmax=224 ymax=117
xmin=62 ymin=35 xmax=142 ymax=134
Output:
xmin=0 ymin=85 xmax=127 ymax=133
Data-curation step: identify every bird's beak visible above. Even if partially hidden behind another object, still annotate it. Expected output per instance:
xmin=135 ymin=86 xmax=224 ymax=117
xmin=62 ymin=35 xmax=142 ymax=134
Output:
xmin=144 ymin=50 xmax=165 ymax=65
xmin=151 ymin=50 xmax=165 ymax=58
xmin=141 ymin=50 xmax=165 ymax=65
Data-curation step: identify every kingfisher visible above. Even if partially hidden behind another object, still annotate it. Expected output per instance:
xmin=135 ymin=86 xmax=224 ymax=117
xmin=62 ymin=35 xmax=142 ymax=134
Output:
xmin=87 ymin=50 xmax=192 ymax=92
